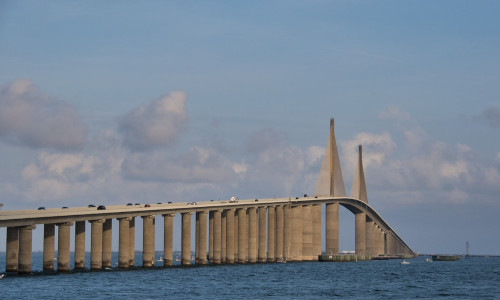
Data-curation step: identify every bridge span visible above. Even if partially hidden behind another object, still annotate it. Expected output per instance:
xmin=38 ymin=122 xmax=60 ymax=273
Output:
xmin=0 ymin=118 xmax=416 ymax=274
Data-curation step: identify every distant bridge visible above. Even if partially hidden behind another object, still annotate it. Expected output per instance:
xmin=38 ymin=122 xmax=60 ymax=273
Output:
xmin=0 ymin=118 xmax=415 ymax=274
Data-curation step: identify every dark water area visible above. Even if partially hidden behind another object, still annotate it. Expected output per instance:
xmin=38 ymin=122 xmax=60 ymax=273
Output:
xmin=1 ymin=253 xmax=499 ymax=299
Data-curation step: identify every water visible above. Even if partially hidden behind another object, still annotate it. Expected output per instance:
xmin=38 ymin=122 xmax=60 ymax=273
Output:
xmin=0 ymin=254 xmax=499 ymax=299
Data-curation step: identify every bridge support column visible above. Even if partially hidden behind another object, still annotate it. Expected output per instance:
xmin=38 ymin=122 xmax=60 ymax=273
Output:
xmin=129 ymin=217 xmax=135 ymax=267
xmin=213 ymin=210 xmax=222 ymax=264
xmin=291 ymin=205 xmax=303 ymax=262
xmin=376 ymin=227 xmax=385 ymax=255
xmin=195 ymin=212 xmax=200 ymax=263
xmin=355 ymin=212 xmax=366 ymax=255
xmin=181 ymin=212 xmax=192 ymax=266
xmin=90 ymin=219 xmax=104 ymax=270
xmin=6 ymin=227 xmax=19 ymax=273
xmin=221 ymin=210 xmax=227 ymax=263
xmin=118 ymin=217 xmax=131 ymax=269
xmin=234 ymin=210 xmax=239 ymax=259
xmin=248 ymin=207 xmax=257 ymax=263
xmin=163 ymin=214 xmax=174 ymax=266
xmin=365 ymin=220 xmax=376 ymax=257
xmin=225 ymin=209 xmax=235 ymax=264
xmin=386 ymin=232 xmax=395 ymax=255
xmin=196 ymin=211 xmax=207 ymax=265
xmin=267 ymin=206 xmax=276 ymax=262
xmin=302 ymin=205 xmax=313 ymax=261
xmin=382 ymin=231 xmax=387 ymax=255
xmin=209 ymin=211 xmax=214 ymax=264
xmin=283 ymin=205 xmax=291 ymax=261
xmin=57 ymin=222 xmax=73 ymax=272
xmin=102 ymin=219 xmax=112 ymax=268
xmin=237 ymin=208 xmax=248 ymax=264
xmin=142 ymin=215 xmax=155 ymax=267
xmin=275 ymin=205 xmax=284 ymax=261
xmin=18 ymin=225 xmax=35 ymax=275
xmin=74 ymin=221 xmax=86 ymax=269
xmin=258 ymin=207 xmax=267 ymax=263
xmin=312 ymin=204 xmax=322 ymax=259
xmin=43 ymin=224 xmax=55 ymax=271
xmin=325 ymin=202 xmax=339 ymax=254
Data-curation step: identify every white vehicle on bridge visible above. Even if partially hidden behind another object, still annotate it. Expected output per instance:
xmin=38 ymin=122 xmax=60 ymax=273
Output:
xmin=229 ymin=197 xmax=238 ymax=203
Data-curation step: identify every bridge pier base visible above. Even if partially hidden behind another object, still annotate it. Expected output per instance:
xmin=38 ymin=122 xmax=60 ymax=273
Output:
xmin=129 ymin=218 xmax=135 ymax=267
xmin=118 ymin=217 xmax=130 ymax=269
xmin=163 ymin=214 xmax=174 ymax=266
xmin=197 ymin=211 xmax=207 ymax=265
xmin=74 ymin=221 xmax=85 ymax=269
xmin=142 ymin=215 xmax=155 ymax=268
xmin=6 ymin=227 xmax=19 ymax=273
xmin=302 ymin=205 xmax=313 ymax=261
xmin=90 ymin=219 xmax=104 ymax=270
xmin=267 ymin=206 xmax=276 ymax=262
xmin=355 ymin=212 xmax=366 ymax=255
xmin=221 ymin=210 xmax=227 ymax=264
xmin=275 ymin=205 xmax=284 ymax=261
xmin=225 ymin=209 xmax=235 ymax=264
xmin=43 ymin=224 xmax=55 ymax=271
xmin=213 ymin=210 xmax=222 ymax=264
xmin=181 ymin=212 xmax=192 ymax=266
xmin=283 ymin=205 xmax=291 ymax=261
xmin=291 ymin=205 xmax=303 ymax=262
xmin=102 ymin=219 xmax=112 ymax=268
xmin=18 ymin=225 xmax=35 ymax=275
xmin=237 ymin=208 xmax=248 ymax=264
xmin=234 ymin=210 xmax=239 ymax=259
xmin=248 ymin=207 xmax=257 ymax=263
xmin=258 ymin=207 xmax=267 ymax=263
xmin=325 ymin=203 xmax=339 ymax=255
xmin=57 ymin=222 xmax=73 ymax=272
xmin=312 ymin=204 xmax=321 ymax=259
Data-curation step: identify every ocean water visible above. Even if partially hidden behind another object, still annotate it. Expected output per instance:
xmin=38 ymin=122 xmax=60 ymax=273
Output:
xmin=0 ymin=254 xmax=499 ymax=299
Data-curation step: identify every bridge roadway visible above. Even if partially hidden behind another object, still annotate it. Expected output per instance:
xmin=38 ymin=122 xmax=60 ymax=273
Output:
xmin=0 ymin=196 xmax=412 ymax=250
xmin=2 ymin=196 xmax=389 ymax=231
xmin=1 ymin=195 xmax=415 ymax=274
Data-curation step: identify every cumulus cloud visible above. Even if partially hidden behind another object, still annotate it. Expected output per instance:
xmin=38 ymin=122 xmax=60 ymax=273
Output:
xmin=339 ymin=107 xmax=500 ymax=206
xmin=0 ymin=79 xmax=87 ymax=150
xmin=479 ymin=106 xmax=500 ymax=128
xmin=21 ymin=152 xmax=105 ymax=201
xmin=341 ymin=131 xmax=396 ymax=171
xmin=118 ymin=91 xmax=187 ymax=151
xmin=122 ymin=146 xmax=246 ymax=184
xmin=241 ymin=128 xmax=322 ymax=196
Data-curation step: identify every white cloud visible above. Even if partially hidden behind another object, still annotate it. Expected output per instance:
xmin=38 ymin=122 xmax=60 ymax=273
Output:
xmin=341 ymin=131 xmax=396 ymax=173
xmin=118 ymin=91 xmax=187 ymax=151
xmin=0 ymin=79 xmax=87 ymax=150
xmin=122 ymin=146 xmax=245 ymax=184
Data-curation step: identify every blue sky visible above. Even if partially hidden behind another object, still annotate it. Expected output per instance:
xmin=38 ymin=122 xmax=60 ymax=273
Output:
xmin=0 ymin=1 xmax=499 ymax=255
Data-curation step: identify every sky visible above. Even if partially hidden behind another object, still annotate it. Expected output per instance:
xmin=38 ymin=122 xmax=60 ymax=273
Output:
xmin=0 ymin=1 xmax=499 ymax=255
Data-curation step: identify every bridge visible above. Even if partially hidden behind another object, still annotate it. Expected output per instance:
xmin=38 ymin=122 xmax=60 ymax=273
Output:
xmin=0 ymin=118 xmax=415 ymax=274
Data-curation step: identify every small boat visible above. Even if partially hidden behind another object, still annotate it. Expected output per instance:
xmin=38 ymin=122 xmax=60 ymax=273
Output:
xmin=401 ymin=259 xmax=410 ymax=265
xmin=157 ymin=257 xmax=164 ymax=262
xmin=0 ymin=274 xmax=5 ymax=279
xmin=425 ymin=258 xmax=432 ymax=262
